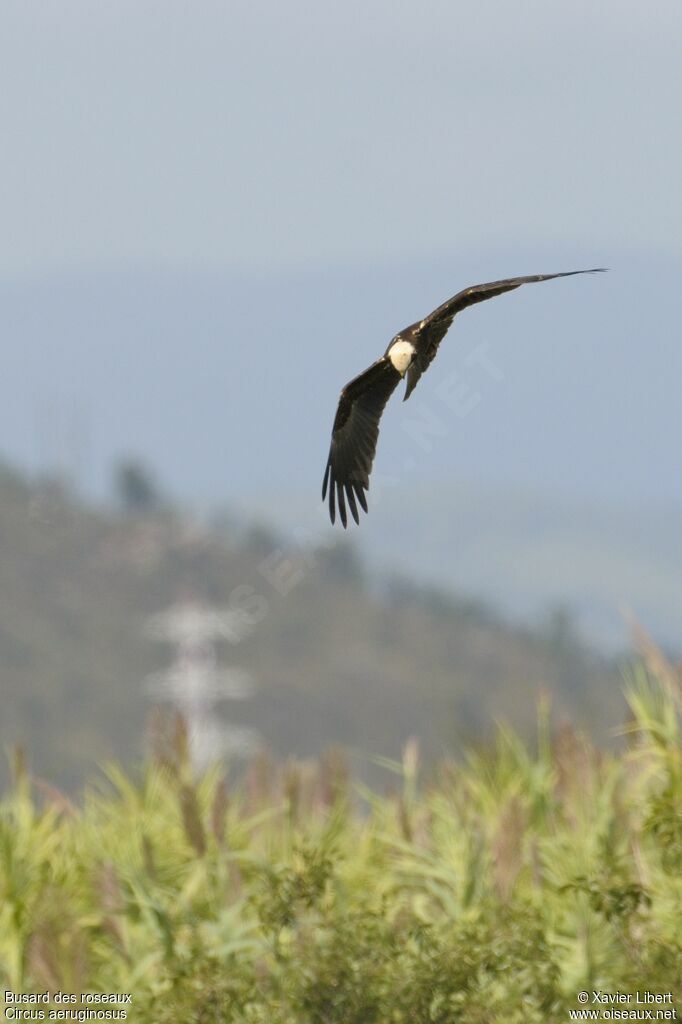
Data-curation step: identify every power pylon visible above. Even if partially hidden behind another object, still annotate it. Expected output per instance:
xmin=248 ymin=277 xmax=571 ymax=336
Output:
xmin=144 ymin=596 xmax=260 ymax=766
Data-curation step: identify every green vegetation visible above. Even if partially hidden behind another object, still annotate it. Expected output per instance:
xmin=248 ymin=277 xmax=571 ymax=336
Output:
xmin=2 ymin=652 xmax=680 ymax=1022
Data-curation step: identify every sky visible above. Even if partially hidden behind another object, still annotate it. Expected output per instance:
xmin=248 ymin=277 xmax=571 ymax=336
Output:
xmin=1 ymin=0 xmax=681 ymax=278
xmin=1 ymin=2 xmax=680 ymax=651
xmin=0 ymin=2 xmax=680 ymax=509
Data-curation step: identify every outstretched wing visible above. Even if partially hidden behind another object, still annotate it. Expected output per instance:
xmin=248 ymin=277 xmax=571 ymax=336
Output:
xmin=403 ymin=268 xmax=606 ymax=401
xmin=322 ymin=357 xmax=401 ymax=527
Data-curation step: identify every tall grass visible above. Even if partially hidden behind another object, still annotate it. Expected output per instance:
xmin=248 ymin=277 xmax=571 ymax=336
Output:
xmin=1 ymin=647 xmax=680 ymax=1022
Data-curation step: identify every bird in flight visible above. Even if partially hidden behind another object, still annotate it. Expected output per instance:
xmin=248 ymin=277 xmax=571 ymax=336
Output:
xmin=322 ymin=269 xmax=605 ymax=527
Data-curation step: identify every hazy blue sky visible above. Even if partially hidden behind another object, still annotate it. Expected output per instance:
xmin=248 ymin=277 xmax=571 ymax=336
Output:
xmin=1 ymin=3 xmax=680 ymax=651
xmin=1 ymin=2 xmax=680 ymax=510
xmin=2 ymin=1 xmax=681 ymax=277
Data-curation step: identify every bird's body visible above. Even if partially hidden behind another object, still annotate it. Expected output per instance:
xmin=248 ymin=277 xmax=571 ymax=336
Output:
xmin=322 ymin=269 xmax=605 ymax=527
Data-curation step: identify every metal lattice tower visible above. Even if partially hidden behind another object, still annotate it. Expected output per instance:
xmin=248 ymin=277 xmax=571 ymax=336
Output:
xmin=143 ymin=597 xmax=260 ymax=767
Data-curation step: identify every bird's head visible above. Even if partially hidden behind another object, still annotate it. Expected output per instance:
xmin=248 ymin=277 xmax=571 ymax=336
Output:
xmin=387 ymin=338 xmax=416 ymax=376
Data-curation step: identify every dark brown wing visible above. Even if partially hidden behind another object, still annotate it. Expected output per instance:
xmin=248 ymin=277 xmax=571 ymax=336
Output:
xmin=322 ymin=357 xmax=401 ymax=527
xmin=403 ymin=268 xmax=606 ymax=401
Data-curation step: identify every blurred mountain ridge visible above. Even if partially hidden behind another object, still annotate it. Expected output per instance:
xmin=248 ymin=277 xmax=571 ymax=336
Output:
xmin=238 ymin=477 xmax=681 ymax=654
xmin=0 ymin=461 xmax=627 ymax=791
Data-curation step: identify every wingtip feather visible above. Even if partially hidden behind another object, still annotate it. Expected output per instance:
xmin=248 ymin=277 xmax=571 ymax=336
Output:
xmin=353 ymin=483 xmax=368 ymax=515
xmin=337 ymin=483 xmax=348 ymax=528
xmin=346 ymin=486 xmax=359 ymax=525
xmin=329 ymin=477 xmax=336 ymax=524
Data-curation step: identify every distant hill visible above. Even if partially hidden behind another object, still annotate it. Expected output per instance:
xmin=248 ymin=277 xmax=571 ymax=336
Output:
xmin=0 ymin=463 xmax=627 ymax=791
xmin=236 ymin=479 xmax=682 ymax=654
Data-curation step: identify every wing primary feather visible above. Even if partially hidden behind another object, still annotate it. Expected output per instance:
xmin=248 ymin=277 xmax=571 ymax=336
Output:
xmin=353 ymin=481 xmax=368 ymax=514
xmin=336 ymin=481 xmax=347 ymax=529
xmin=329 ymin=476 xmax=336 ymax=524
xmin=346 ymin=486 xmax=359 ymax=525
